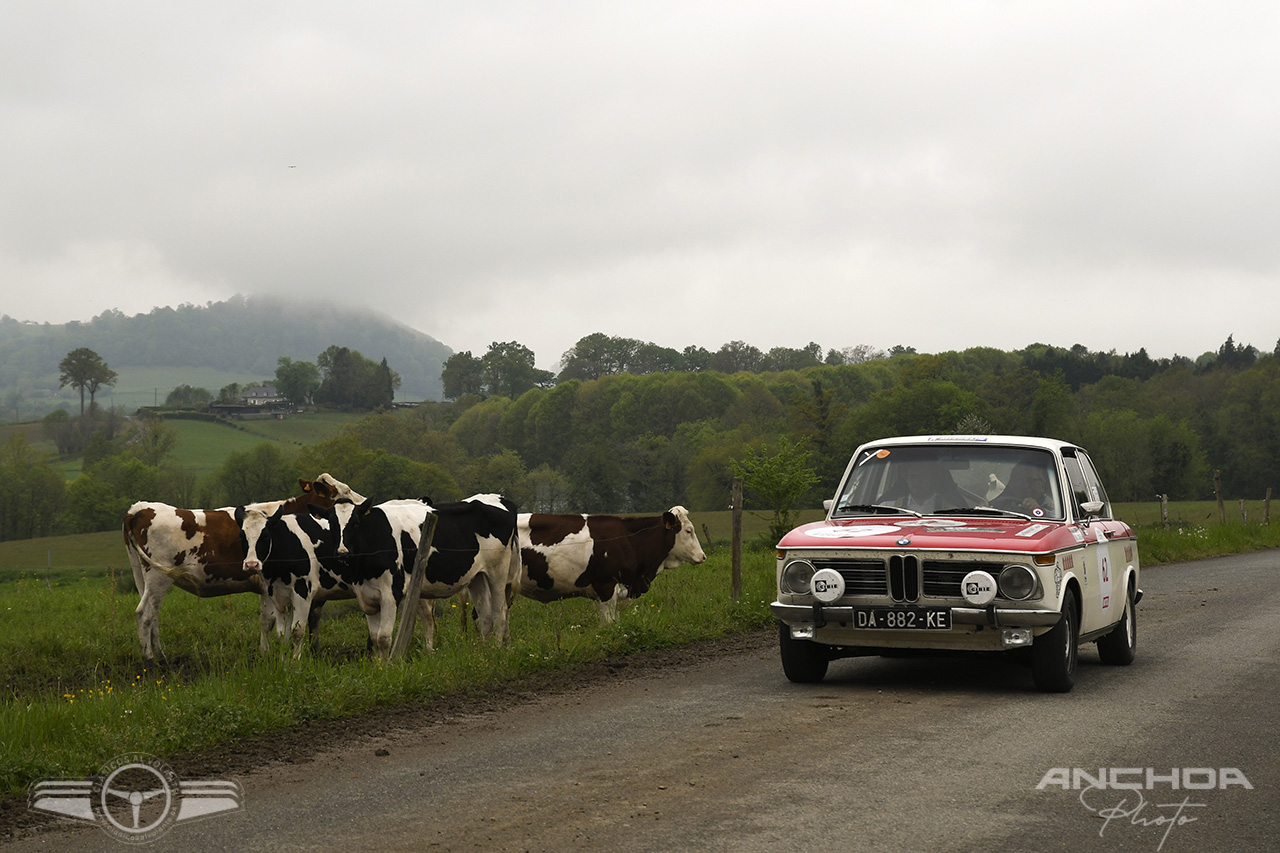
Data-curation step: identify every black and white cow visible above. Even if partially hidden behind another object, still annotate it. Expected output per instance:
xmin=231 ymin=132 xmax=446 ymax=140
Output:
xmin=122 ymin=473 xmax=364 ymax=660
xmin=517 ymin=506 xmax=706 ymax=622
xmin=244 ymin=494 xmax=520 ymax=658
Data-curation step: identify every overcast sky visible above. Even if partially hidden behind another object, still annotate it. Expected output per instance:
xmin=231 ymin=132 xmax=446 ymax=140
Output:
xmin=4 ymin=2 xmax=1278 ymax=370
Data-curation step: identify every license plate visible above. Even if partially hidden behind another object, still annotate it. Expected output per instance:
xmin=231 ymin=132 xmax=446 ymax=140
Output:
xmin=852 ymin=607 xmax=951 ymax=630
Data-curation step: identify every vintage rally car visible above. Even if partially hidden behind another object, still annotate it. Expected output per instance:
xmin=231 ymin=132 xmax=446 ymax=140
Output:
xmin=771 ymin=435 xmax=1141 ymax=692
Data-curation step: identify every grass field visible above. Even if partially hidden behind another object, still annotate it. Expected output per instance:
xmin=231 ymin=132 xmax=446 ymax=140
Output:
xmin=0 ymin=545 xmax=776 ymax=795
xmin=165 ymin=412 xmax=360 ymax=478
xmin=0 ymin=410 xmax=362 ymax=482
xmin=2 ymin=501 xmax=1279 ymax=796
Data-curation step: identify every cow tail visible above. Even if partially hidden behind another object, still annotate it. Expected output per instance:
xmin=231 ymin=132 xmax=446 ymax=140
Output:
xmin=123 ymin=512 xmax=146 ymax=597
xmin=122 ymin=514 xmax=188 ymax=583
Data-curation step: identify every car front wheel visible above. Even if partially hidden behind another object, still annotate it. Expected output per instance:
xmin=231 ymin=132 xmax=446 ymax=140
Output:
xmin=1032 ymin=588 xmax=1078 ymax=692
xmin=779 ymin=621 xmax=830 ymax=683
xmin=1096 ymin=589 xmax=1137 ymax=665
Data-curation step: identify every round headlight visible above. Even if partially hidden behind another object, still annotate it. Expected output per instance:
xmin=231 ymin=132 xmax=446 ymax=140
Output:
xmin=781 ymin=559 xmax=816 ymax=594
xmin=998 ymin=564 xmax=1037 ymax=601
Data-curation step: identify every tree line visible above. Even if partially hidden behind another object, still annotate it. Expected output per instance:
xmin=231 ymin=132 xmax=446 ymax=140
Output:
xmin=2 ymin=332 xmax=1277 ymax=544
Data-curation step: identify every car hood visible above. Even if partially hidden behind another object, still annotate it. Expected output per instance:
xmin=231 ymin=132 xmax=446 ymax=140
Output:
xmin=777 ymin=516 xmax=1086 ymax=553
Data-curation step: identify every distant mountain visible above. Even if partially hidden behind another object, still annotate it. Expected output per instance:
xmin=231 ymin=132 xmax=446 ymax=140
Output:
xmin=0 ymin=295 xmax=452 ymax=403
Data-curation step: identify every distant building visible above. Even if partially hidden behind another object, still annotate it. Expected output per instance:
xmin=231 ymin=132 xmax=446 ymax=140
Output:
xmin=240 ymin=384 xmax=287 ymax=406
xmin=209 ymin=384 xmax=290 ymax=419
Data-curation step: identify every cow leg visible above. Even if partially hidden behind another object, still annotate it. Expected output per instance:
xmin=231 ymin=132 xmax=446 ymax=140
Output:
xmin=357 ymin=583 xmax=395 ymax=660
xmin=481 ymin=570 xmax=510 ymax=644
xmin=258 ymin=593 xmax=280 ymax=652
xmin=468 ymin=573 xmax=507 ymax=643
xmin=420 ymin=598 xmax=436 ymax=652
xmin=289 ymin=588 xmax=314 ymax=661
xmin=368 ymin=599 xmax=396 ymax=660
xmin=134 ymin=568 xmax=174 ymax=661
xmin=307 ymin=599 xmax=326 ymax=652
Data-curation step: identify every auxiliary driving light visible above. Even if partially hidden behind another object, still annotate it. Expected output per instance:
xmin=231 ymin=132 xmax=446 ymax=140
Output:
xmin=810 ymin=568 xmax=846 ymax=603
xmin=961 ymin=570 xmax=998 ymax=606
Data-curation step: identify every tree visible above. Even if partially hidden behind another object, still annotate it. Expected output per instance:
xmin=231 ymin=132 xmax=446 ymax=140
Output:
xmin=732 ymin=437 xmax=818 ymax=544
xmin=558 ymin=333 xmax=642 ymax=381
xmin=0 ymin=434 xmax=66 ymax=541
xmin=212 ymin=443 xmax=299 ymax=506
xmin=441 ymin=351 xmax=484 ymax=400
xmin=58 ymin=347 xmax=117 ymax=416
xmin=127 ymin=413 xmax=178 ymax=467
xmin=709 ymin=340 xmax=764 ymax=374
xmin=275 ymin=357 xmax=321 ymax=405
xmin=315 ymin=346 xmax=398 ymax=410
xmin=481 ymin=341 xmax=552 ymax=398
xmin=165 ymin=384 xmax=213 ymax=408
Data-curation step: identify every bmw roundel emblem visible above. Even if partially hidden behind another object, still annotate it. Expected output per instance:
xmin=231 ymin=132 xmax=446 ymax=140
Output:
xmin=897 ymin=537 xmax=911 ymax=546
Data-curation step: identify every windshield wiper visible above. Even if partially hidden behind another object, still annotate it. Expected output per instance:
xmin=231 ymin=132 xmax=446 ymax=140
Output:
xmin=938 ymin=506 xmax=1033 ymax=520
xmin=837 ymin=503 xmax=922 ymax=518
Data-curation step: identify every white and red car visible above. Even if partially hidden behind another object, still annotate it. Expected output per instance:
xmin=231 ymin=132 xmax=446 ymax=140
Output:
xmin=771 ymin=435 xmax=1141 ymax=692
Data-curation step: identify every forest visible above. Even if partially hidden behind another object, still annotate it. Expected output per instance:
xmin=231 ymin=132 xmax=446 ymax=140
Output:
xmin=2 ymin=329 xmax=1277 ymax=545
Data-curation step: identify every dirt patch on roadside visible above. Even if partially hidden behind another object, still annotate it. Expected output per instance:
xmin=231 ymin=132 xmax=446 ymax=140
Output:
xmin=2 ymin=627 xmax=776 ymax=841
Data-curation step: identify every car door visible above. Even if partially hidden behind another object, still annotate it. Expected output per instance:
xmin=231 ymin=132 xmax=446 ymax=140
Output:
xmin=1061 ymin=449 xmax=1120 ymax=634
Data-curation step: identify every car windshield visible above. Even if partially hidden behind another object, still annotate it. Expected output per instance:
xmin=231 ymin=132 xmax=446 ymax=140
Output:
xmin=831 ymin=444 xmax=1065 ymax=521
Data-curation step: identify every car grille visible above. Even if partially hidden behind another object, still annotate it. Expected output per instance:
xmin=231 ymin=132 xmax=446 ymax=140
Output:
xmin=810 ymin=556 xmax=1005 ymax=602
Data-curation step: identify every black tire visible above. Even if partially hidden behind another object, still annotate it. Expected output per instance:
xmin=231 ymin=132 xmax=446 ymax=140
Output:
xmin=779 ymin=621 xmax=829 ymax=683
xmin=1032 ymin=588 xmax=1078 ymax=692
xmin=1096 ymin=588 xmax=1137 ymax=665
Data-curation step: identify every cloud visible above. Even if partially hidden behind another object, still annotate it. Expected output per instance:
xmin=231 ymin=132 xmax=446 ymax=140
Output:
xmin=3 ymin=2 xmax=1278 ymax=369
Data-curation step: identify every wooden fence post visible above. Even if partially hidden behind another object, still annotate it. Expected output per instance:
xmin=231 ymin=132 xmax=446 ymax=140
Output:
xmin=1266 ymin=488 xmax=1272 ymax=525
xmin=1239 ymin=498 xmax=1248 ymax=524
xmin=731 ymin=477 xmax=743 ymax=601
xmin=1214 ymin=470 xmax=1225 ymax=525
xmin=1158 ymin=494 xmax=1169 ymax=530
xmin=389 ymin=511 xmax=438 ymax=662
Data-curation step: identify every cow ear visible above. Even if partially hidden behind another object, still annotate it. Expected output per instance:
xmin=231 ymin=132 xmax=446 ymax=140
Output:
xmin=235 ymin=506 xmax=246 ymax=525
xmin=663 ymin=510 xmax=677 ymax=530
xmin=271 ymin=505 xmax=286 ymax=520
xmin=299 ymin=478 xmax=313 ymax=493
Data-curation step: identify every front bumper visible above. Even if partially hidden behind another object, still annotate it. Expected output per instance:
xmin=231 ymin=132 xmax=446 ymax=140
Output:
xmin=770 ymin=601 xmax=1063 ymax=629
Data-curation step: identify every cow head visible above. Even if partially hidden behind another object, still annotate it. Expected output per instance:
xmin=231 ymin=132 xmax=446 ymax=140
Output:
xmin=306 ymin=473 xmax=367 ymax=505
xmin=663 ymin=506 xmax=707 ymax=569
xmin=236 ymin=505 xmax=278 ymax=574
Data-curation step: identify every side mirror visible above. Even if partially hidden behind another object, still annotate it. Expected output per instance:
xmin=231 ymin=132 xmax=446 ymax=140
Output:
xmin=823 ymin=499 xmax=833 ymax=512
xmin=1081 ymin=500 xmax=1104 ymax=516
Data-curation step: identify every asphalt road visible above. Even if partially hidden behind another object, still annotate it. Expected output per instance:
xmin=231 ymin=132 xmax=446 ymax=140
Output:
xmin=10 ymin=550 xmax=1279 ymax=852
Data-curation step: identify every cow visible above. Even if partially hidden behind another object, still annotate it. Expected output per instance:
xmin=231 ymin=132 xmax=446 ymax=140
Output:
xmin=516 ymin=506 xmax=706 ymax=622
xmin=121 ymin=473 xmax=364 ymax=660
xmin=244 ymin=494 xmax=521 ymax=659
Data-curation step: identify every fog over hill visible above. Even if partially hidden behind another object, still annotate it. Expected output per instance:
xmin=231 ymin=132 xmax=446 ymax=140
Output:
xmin=0 ymin=295 xmax=452 ymax=404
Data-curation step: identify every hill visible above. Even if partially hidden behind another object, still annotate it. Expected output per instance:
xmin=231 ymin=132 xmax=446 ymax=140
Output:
xmin=0 ymin=295 xmax=453 ymax=416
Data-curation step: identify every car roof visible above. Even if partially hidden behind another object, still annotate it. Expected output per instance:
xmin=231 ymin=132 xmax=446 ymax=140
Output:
xmin=856 ymin=435 xmax=1082 ymax=454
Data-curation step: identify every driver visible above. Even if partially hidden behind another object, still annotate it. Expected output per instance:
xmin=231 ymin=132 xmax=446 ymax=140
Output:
xmin=993 ymin=462 xmax=1054 ymax=514
xmin=898 ymin=461 xmax=968 ymax=514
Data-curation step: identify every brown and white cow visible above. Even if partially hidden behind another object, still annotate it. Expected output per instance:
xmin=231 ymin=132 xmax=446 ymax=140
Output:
xmin=517 ymin=506 xmax=706 ymax=622
xmin=121 ymin=473 xmax=364 ymax=660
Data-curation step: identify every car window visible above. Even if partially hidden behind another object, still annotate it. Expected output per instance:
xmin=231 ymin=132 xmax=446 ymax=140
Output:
xmin=1060 ymin=449 xmax=1110 ymax=519
xmin=1074 ymin=450 xmax=1112 ymax=519
xmin=833 ymin=444 xmax=1065 ymax=519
